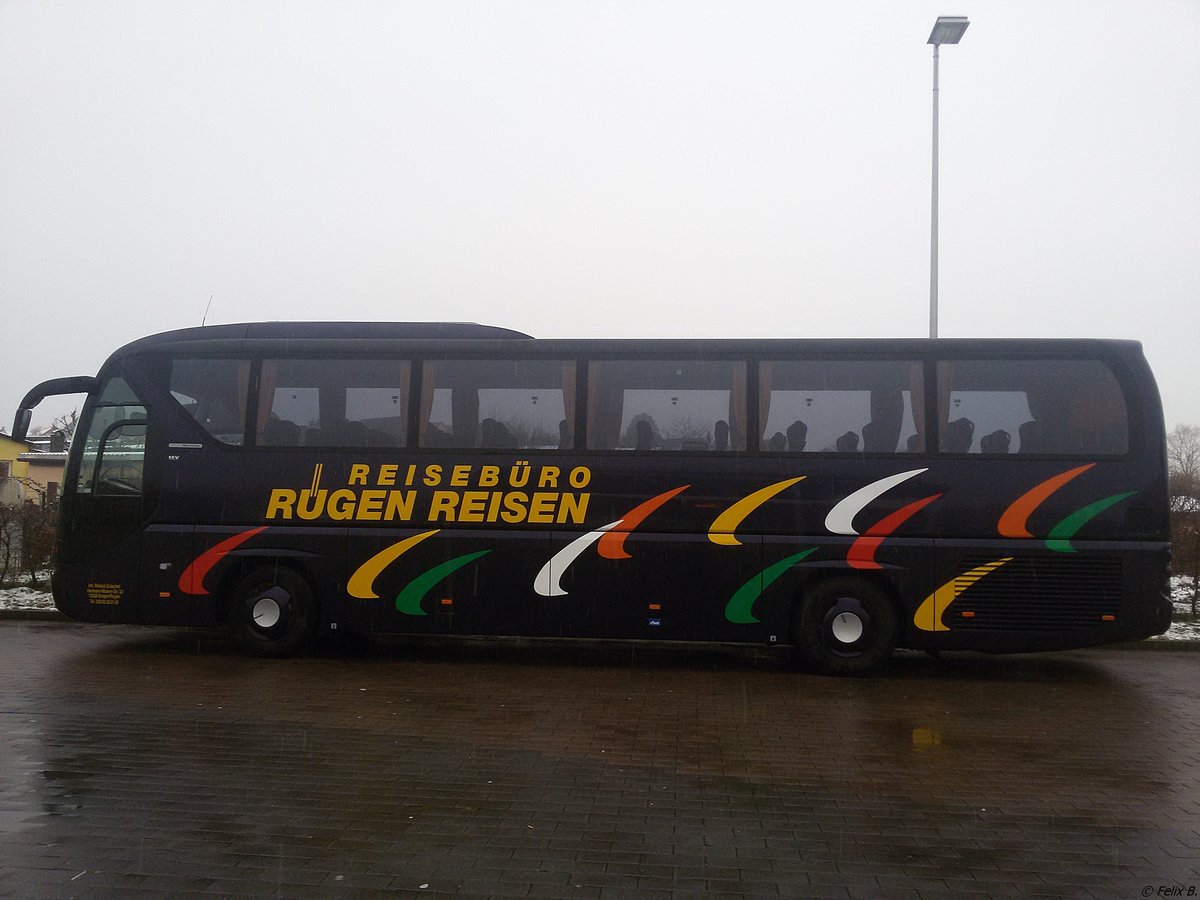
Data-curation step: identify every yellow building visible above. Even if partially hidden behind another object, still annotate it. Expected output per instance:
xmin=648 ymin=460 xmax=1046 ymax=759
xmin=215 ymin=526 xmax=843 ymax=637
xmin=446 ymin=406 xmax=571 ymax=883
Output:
xmin=3 ymin=431 xmax=69 ymax=505
xmin=17 ymin=449 xmax=67 ymax=504
xmin=0 ymin=433 xmax=31 ymax=505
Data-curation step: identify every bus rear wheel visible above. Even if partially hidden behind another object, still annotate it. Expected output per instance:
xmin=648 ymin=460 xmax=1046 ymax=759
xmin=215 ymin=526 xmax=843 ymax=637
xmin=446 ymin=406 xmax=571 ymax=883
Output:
xmin=794 ymin=579 xmax=898 ymax=676
xmin=227 ymin=565 xmax=316 ymax=657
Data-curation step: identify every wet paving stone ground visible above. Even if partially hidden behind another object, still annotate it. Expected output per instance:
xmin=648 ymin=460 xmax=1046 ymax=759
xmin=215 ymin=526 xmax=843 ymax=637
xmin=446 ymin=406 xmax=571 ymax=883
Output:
xmin=1 ymin=620 xmax=1199 ymax=898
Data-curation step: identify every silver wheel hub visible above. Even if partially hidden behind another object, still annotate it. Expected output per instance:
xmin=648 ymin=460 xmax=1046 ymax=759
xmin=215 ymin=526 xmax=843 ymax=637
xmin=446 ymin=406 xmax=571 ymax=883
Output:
xmin=831 ymin=611 xmax=864 ymax=644
xmin=252 ymin=596 xmax=283 ymax=629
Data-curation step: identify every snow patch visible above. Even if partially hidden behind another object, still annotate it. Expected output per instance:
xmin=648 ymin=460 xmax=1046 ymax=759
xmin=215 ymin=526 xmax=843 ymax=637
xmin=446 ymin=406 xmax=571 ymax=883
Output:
xmin=0 ymin=584 xmax=55 ymax=612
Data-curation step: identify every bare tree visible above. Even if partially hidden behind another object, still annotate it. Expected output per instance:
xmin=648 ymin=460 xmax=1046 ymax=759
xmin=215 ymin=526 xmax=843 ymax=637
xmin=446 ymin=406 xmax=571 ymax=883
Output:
xmin=18 ymin=499 xmax=56 ymax=589
xmin=48 ymin=410 xmax=78 ymax=442
xmin=663 ymin=415 xmax=710 ymax=449
xmin=1168 ymin=424 xmax=1200 ymax=613
xmin=0 ymin=503 xmax=19 ymax=587
xmin=1169 ymin=424 xmax=1200 ymax=486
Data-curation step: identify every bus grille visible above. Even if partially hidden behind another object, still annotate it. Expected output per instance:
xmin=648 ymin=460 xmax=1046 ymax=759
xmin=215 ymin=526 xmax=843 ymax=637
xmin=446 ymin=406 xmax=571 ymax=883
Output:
xmin=945 ymin=555 xmax=1123 ymax=631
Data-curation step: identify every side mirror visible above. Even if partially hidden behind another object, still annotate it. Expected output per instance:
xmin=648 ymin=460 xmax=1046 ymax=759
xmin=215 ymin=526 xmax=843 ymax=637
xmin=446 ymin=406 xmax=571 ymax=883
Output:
xmin=12 ymin=408 xmax=32 ymax=443
xmin=12 ymin=375 xmax=98 ymax=443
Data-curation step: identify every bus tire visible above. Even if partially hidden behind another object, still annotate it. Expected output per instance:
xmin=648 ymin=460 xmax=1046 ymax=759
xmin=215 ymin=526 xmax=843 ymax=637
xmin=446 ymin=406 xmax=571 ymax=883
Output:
xmin=226 ymin=565 xmax=317 ymax=658
xmin=793 ymin=578 xmax=898 ymax=676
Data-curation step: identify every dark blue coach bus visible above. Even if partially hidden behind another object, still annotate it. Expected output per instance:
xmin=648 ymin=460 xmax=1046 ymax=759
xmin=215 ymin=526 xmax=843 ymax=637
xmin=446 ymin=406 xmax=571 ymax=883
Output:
xmin=13 ymin=323 xmax=1171 ymax=673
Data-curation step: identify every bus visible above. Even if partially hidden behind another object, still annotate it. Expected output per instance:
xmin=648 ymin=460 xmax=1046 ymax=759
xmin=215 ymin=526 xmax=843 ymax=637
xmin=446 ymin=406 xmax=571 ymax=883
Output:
xmin=12 ymin=323 xmax=1171 ymax=674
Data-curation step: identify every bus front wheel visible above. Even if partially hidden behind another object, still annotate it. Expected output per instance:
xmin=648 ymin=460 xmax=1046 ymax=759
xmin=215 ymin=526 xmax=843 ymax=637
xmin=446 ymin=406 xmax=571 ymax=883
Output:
xmin=227 ymin=565 xmax=316 ymax=657
xmin=794 ymin=579 xmax=898 ymax=676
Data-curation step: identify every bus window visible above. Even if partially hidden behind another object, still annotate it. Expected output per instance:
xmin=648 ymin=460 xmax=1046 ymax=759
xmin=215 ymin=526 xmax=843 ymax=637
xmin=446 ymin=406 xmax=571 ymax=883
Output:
xmin=77 ymin=377 xmax=147 ymax=495
xmin=259 ymin=359 xmax=410 ymax=448
xmin=170 ymin=359 xmax=250 ymax=445
xmin=760 ymin=360 xmax=923 ymax=453
xmin=937 ymin=359 xmax=1129 ymax=455
xmin=587 ymin=360 xmax=746 ymax=451
xmin=419 ymin=359 xmax=574 ymax=450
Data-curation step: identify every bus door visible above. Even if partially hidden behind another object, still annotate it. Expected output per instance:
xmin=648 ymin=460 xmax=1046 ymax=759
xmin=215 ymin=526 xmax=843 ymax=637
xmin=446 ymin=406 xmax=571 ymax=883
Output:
xmin=57 ymin=376 xmax=164 ymax=621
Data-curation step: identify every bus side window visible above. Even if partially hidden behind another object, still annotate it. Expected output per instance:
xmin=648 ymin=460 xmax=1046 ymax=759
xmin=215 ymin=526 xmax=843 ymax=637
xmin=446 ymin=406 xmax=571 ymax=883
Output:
xmin=420 ymin=360 xmax=574 ymax=450
xmin=760 ymin=360 xmax=922 ymax=453
xmin=170 ymin=359 xmax=250 ymax=446
xmin=937 ymin=359 xmax=1129 ymax=456
xmin=259 ymin=359 xmax=410 ymax=448
xmin=586 ymin=360 xmax=746 ymax=452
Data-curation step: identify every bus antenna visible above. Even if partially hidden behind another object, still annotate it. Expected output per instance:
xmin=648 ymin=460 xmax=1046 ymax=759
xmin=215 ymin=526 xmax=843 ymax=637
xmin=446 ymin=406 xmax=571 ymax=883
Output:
xmin=201 ymin=294 xmax=213 ymax=326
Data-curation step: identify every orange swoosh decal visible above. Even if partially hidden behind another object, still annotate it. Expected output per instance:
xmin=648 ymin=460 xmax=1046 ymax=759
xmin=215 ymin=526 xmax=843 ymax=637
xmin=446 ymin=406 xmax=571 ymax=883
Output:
xmin=597 ymin=486 xmax=690 ymax=559
xmin=998 ymin=464 xmax=1094 ymax=538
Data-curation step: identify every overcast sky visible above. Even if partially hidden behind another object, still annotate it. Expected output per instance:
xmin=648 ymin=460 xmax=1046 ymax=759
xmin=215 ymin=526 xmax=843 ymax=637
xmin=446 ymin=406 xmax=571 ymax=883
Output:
xmin=2 ymin=0 xmax=1197 ymax=434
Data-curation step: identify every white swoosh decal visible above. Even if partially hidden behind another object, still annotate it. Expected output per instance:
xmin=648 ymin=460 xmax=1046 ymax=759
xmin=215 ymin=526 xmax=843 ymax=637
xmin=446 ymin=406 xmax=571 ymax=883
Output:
xmin=533 ymin=520 xmax=623 ymax=597
xmin=824 ymin=469 xmax=929 ymax=535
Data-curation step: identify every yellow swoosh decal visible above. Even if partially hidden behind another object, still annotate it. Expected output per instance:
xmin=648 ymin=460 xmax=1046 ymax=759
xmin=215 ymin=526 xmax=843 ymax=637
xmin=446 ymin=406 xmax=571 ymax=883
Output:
xmin=913 ymin=557 xmax=1012 ymax=632
xmin=347 ymin=530 xmax=440 ymax=599
xmin=709 ymin=477 xmax=805 ymax=547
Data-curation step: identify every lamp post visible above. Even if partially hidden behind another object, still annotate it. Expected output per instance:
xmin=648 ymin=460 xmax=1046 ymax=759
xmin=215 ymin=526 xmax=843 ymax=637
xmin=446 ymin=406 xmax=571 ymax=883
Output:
xmin=927 ymin=16 xmax=969 ymax=339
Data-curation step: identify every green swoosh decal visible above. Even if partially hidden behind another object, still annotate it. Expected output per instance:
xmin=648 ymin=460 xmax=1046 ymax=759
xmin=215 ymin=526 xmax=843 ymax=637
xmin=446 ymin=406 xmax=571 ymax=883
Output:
xmin=395 ymin=550 xmax=492 ymax=616
xmin=724 ymin=548 xmax=818 ymax=624
xmin=1045 ymin=492 xmax=1137 ymax=553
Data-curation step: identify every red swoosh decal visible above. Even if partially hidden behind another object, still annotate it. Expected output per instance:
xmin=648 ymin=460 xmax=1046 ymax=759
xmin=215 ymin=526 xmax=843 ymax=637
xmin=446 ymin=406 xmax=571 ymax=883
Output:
xmin=597 ymin=486 xmax=690 ymax=560
xmin=178 ymin=526 xmax=268 ymax=595
xmin=848 ymin=494 xmax=942 ymax=570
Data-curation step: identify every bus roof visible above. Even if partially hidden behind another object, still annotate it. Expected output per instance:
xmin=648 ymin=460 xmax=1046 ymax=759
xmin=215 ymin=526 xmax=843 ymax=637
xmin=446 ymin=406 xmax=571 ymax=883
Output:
xmin=118 ymin=321 xmax=534 ymax=349
xmin=108 ymin=322 xmax=1146 ymax=362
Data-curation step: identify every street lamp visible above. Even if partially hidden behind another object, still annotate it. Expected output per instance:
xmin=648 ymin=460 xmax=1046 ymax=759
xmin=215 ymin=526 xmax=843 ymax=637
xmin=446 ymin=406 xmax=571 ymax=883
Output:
xmin=927 ymin=15 xmax=969 ymax=339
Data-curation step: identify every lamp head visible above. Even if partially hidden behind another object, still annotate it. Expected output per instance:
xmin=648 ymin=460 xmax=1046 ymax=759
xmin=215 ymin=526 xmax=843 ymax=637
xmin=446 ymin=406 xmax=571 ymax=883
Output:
xmin=928 ymin=16 xmax=969 ymax=45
